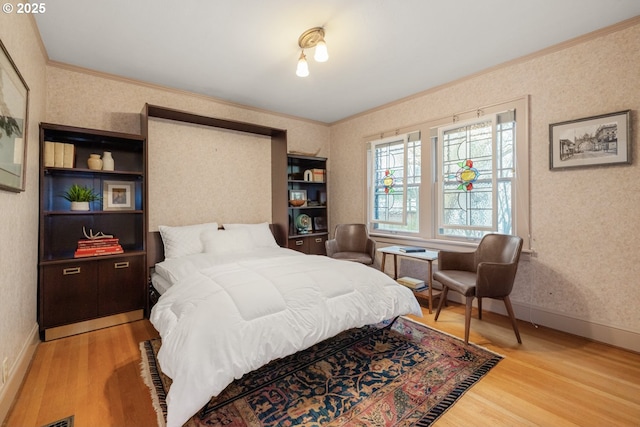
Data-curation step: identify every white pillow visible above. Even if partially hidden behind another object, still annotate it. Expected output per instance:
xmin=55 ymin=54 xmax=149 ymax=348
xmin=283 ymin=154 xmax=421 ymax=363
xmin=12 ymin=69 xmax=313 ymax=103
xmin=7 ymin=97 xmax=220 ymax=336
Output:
xmin=202 ymin=228 xmax=255 ymax=256
xmin=158 ymin=222 xmax=219 ymax=259
xmin=222 ymin=222 xmax=279 ymax=248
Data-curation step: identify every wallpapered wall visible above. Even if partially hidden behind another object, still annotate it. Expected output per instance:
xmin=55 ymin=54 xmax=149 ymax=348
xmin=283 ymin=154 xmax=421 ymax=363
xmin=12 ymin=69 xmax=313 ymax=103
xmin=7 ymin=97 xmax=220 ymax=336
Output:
xmin=147 ymin=118 xmax=272 ymax=229
xmin=0 ymin=14 xmax=46 ymax=412
xmin=329 ymin=21 xmax=640 ymax=346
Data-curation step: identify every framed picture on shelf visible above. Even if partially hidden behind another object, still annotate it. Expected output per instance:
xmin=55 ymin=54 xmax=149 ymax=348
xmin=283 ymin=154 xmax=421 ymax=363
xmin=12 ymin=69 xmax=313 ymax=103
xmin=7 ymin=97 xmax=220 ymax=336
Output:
xmin=0 ymin=38 xmax=30 ymax=193
xmin=313 ymin=216 xmax=327 ymax=232
xmin=319 ymin=190 xmax=327 ymax=206
xmin=549 ymin=110 xmax=631 ymax=170
xmin=289 ymin=189 xmax=307 ymax=207
xmin=103 ymin=180 xmax=135 ymax=211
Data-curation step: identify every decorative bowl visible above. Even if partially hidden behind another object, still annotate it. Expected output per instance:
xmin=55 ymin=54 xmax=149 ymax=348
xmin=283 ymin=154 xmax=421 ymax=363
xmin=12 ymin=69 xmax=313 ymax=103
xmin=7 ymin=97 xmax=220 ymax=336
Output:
xmin=289 ymin=199 xmax=306 ymax=207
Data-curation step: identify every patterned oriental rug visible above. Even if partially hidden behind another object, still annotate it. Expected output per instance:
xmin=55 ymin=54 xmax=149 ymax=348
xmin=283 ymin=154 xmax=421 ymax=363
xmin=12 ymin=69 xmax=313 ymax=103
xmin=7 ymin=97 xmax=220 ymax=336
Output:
xmin=140 ymin=317 xmax=502 ymax=427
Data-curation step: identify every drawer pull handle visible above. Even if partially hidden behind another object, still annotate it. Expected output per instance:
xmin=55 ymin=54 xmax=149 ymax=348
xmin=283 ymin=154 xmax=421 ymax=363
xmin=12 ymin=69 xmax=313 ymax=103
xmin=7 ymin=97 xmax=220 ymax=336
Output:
xmin=315 ymin=238 xmax=323 ymax=243
xmin=63 ymin=267 xmax=81 ymax=275
xmin=295 ymin=240 xmax=304 ymax=246
xmin=114 ymin=261 xmax=130 ymax=269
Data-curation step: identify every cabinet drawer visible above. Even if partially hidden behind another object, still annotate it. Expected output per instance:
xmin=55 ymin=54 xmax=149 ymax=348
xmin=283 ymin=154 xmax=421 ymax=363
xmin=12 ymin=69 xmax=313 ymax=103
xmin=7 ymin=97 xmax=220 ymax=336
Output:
xmin=98 ymin=255 xmax=145 ymax=316
xmin=41 ymin=262 xmax=98 ymax=328
xmin=288 ymin=237 xmax=309 ymax=253
xmin=309 ymin=235 xmax=327 ymax=255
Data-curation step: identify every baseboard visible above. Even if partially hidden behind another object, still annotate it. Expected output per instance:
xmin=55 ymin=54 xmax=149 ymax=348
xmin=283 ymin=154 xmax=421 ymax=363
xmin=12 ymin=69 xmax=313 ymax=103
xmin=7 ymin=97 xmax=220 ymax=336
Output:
xmin=0 ymin=323 xmax=40 ymax=425
xmin=445 ymin=294 xmax=640 ymax=353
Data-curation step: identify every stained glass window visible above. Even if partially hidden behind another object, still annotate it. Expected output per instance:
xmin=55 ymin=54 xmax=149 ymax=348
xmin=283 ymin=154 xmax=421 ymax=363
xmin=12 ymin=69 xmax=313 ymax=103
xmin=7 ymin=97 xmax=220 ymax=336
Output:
xmin=369 ymin=131 xmax=421 ymax=233
xmin=437 ymin=111 xmax=515 ymax=239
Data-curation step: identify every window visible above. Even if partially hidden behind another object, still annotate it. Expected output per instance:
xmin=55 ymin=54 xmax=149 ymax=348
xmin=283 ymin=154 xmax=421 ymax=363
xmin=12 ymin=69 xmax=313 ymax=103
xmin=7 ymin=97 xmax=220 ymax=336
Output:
xmin=367 ymin=131 xmax=421 ymax=234
xmin=437 ymin=111 xmax=516 ymax=239
xmin=365 ymin=96 xmax=529 ymax=245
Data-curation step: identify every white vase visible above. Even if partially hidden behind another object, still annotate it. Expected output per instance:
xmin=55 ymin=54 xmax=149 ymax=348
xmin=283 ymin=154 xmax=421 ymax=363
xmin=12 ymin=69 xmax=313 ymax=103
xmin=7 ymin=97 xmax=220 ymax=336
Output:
xmin=70 ymin=201 xmax=90 ymax=211
xmin=102 ymin=151 xmax=114 ymax=171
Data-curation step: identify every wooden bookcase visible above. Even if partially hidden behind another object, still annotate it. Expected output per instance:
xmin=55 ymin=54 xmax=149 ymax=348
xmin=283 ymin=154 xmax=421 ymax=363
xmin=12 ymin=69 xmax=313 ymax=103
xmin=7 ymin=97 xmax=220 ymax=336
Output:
xmin=287 ymin=155 xmax=328 ymax=254
xmin=38 ymin=123 xmax=146 ymax=341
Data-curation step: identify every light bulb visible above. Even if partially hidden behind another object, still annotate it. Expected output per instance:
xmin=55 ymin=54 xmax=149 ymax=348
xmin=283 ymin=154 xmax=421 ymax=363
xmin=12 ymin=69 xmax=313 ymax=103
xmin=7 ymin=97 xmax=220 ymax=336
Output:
xmin=314 ymin=39 xmax=328 ymax=62
xmin=296 ymin=52 xmax=309 ymax=77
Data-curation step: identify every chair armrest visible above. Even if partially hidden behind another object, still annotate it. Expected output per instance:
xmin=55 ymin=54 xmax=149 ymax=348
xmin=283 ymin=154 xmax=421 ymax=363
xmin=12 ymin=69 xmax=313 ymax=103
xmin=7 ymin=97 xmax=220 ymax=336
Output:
xmin=325 ymin=239 xmax=339 ymax=257
xmin=438 ymin=250 xmax=475 ymax=271
xmin=476 ymin=262 xmax=518 ymax=297
xmin=366 ymin=237 xmax=376 ymax=261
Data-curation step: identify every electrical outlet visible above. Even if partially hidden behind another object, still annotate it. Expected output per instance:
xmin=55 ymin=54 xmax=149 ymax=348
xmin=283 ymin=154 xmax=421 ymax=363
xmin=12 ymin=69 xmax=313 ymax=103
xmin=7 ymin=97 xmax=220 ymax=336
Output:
xmin=2 ymin=357 xmax=8 ymax=384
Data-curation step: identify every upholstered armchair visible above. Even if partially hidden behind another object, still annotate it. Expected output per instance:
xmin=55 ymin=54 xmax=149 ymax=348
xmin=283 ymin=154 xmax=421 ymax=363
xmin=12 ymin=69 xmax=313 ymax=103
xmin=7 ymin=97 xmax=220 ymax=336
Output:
xmin=325 ymin=224 xmax=376 ymax=265
xmin=434 ymin=233 xmax=524 ymax=344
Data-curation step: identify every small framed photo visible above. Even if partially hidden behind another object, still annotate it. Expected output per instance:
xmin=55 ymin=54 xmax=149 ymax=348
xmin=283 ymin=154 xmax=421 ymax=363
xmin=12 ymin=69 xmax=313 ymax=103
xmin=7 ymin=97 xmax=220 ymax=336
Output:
xmin=289 ymin=189 xmax=307 ymax=207
xmin=313 ymin=216 xmax=327 ymax=231
xmin=549 ymin=110 xmax=631 ymax=170
xmin=103 ymin=180 xmax=135 ymax=211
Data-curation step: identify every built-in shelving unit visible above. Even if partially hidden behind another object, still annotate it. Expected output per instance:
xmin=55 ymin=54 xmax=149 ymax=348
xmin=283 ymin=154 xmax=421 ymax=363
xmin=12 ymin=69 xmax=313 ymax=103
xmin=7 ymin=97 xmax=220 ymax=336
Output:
xmin=38 ymin=123 xmax=147 ymax=341
xmin=287 ymin=155 xmax=328 ymax=254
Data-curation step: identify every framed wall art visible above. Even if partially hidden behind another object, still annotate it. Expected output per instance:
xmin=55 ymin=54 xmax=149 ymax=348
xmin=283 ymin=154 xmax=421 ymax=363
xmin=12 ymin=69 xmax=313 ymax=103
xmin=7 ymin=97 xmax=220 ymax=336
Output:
xmin=0 ymin=38 xmax=30 ymax=192
xmin=549 ymin=110 xmax=631 ymax=170
xmin=103 ymin=180 xmax=135 ymax=211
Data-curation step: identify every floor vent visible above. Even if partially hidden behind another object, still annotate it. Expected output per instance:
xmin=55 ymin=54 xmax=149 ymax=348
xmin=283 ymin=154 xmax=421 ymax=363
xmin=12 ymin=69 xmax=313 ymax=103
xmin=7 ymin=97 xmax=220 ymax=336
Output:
xmin=40 ymin=415 xmax=74 ymax=427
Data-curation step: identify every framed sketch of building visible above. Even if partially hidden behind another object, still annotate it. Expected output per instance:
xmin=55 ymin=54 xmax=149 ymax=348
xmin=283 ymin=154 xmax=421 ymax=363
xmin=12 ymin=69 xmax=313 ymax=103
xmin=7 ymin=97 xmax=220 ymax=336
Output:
xmin=549 ymin=110 xmax=631 ymax=170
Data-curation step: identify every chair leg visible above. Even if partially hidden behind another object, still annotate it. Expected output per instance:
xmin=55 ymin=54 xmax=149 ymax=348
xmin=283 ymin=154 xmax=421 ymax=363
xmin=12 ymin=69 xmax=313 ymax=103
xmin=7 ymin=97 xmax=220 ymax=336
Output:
xmin=503 ymin=296 xmax=522 ymax=344
xmin=434 ymin=286 xmax=448 ymax=321
xmin=464 ymin=296 xmax=473 ymax=344
xmin=477 ymin=297 xmax=482 ymax=320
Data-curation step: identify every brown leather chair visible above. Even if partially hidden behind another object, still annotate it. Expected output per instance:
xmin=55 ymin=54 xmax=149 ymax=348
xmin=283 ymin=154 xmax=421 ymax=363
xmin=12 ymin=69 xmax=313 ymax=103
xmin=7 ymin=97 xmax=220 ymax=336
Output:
xmin=325 ymin=224 xmax=376 ymax=265
xmin=434 ymin=233 xmax=523 ymax=344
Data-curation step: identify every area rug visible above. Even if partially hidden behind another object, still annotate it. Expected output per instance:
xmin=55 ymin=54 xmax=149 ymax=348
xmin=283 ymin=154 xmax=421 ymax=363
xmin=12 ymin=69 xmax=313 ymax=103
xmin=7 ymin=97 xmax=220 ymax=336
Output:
xmin=140 ymin=317 xmax=502 ymax=427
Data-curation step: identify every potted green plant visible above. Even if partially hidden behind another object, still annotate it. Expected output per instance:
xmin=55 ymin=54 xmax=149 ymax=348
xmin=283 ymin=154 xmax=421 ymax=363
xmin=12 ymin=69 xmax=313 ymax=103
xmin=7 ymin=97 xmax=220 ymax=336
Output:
xmin=61 ymin=184 xmax=101 ymax=211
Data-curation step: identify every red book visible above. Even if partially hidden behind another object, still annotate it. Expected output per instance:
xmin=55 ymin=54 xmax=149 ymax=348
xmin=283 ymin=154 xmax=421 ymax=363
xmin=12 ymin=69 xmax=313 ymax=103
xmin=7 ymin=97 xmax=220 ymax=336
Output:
xmin=74 ymin=245 xmax=124 ymax=258
xmin=77 ymin=238 xmax=120 ymax=248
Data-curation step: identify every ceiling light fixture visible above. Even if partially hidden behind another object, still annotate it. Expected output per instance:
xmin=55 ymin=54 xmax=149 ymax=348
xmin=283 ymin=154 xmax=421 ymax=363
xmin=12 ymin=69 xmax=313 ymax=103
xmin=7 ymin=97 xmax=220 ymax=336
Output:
xmin=296 ymin=27 xmax=328 ymax=77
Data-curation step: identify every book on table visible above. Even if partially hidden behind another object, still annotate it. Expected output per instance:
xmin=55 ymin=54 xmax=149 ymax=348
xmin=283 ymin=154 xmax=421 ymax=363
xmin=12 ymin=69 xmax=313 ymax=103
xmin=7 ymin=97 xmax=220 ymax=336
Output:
xmin=399 ymin=246 xmax=426 ymax=253
xmin=397 ymin=276 xmax=427 ymax=291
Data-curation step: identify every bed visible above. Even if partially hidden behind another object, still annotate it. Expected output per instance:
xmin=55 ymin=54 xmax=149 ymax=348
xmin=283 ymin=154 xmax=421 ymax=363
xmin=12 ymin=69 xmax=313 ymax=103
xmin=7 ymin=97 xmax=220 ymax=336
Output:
xmin=148 ymin=222 xmax=422 ymax=427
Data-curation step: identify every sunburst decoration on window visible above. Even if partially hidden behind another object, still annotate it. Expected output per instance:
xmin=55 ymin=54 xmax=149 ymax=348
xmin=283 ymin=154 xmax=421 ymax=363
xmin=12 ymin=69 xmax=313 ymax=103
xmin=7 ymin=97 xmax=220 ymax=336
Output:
xmin=382 ymin=169 xmax=395 ymax=194
xmin=455 ymin=159 xmax=479 ymax=191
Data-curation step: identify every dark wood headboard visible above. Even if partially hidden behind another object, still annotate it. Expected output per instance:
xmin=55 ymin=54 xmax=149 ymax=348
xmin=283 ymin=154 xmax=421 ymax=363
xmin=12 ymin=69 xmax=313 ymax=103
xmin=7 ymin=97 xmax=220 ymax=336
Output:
xmin=147 ymin=231 xmax=164 ymax=270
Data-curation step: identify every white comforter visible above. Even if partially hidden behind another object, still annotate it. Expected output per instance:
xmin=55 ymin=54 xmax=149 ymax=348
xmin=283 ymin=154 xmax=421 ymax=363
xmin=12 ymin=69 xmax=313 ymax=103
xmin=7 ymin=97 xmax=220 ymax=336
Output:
xmin=150 ymin=249 xmax=422 ymax=427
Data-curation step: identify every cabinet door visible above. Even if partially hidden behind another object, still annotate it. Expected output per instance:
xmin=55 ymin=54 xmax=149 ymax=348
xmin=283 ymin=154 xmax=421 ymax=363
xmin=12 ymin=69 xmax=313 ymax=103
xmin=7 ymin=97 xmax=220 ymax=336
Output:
xmin=97 ymin=255 xmax=145 ymax=316
xmin=288 ymin=237 xmax=309 ymax=253
xmin=309 ymin=235 xmax=327 ymax=255
xmin=41 ymin=262 xmax=98 ymax=328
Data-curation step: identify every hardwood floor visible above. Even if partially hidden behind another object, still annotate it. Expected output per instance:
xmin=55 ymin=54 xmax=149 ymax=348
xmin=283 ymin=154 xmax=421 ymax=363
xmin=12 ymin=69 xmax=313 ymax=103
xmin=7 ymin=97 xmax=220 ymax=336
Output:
xmin=4 ymin=303 xmax=640 ymax=427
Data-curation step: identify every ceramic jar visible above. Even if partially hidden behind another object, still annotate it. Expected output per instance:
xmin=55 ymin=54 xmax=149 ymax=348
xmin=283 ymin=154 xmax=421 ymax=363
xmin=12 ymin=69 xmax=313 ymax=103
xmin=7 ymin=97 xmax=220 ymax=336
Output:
xmin=102 ymin=151 xmax=114 ymax=171
xmin=87 ymin=153 xmax=103 ymax=170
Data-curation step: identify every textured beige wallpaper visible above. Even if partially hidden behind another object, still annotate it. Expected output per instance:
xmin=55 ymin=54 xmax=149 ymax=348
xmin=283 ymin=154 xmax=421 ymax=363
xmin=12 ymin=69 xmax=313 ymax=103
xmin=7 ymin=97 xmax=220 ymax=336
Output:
xmin=0 ymin=14 xmax=47 ymax=399
xmin=330 ymin=21 xmax=640 ymax=335
xmin=148 ymin=118 xmax=271 ymax=229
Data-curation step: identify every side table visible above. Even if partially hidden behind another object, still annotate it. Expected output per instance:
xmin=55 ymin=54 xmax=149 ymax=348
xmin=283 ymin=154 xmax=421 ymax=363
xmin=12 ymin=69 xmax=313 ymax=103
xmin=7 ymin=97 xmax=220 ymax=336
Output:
xmin=378 ymin=246 xmax=441 ymax=314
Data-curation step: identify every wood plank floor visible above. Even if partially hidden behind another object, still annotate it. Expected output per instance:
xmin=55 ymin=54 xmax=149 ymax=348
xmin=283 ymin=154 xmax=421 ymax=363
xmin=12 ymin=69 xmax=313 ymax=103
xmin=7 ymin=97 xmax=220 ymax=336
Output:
xmin=4 ymin=303 xmax=640 ymax=427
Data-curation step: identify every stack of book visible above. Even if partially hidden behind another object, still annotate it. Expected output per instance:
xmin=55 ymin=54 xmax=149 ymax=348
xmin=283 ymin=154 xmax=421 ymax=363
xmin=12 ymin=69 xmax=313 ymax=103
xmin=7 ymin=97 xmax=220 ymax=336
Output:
xmin=397 ymin=276 xmax=427 ymax=292
xmin=74 ymin=237 xmax=123 ymax=258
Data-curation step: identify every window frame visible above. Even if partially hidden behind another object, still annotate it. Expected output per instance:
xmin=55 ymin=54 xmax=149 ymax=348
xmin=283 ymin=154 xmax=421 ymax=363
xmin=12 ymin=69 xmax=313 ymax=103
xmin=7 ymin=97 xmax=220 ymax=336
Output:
xmin=364 ymin=96 xmax=530 ymax=249
xmin=367 ymin=132 xmax=422 ymax=233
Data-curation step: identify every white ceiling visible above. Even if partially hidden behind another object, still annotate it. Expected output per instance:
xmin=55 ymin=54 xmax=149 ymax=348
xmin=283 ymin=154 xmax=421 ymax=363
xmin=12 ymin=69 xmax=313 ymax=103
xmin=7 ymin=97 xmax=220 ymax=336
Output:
xmin=34 ymin=0 xmax=640 ymax=123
